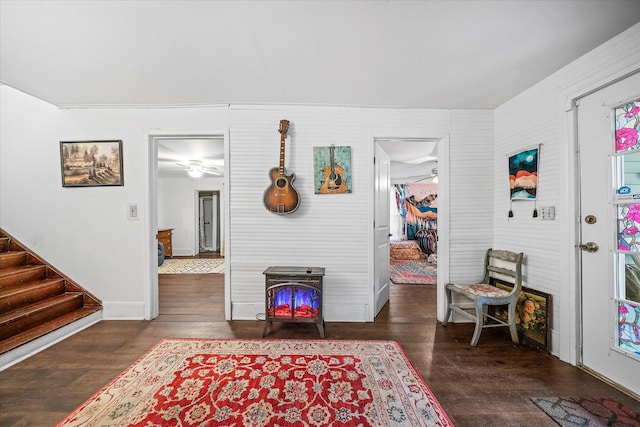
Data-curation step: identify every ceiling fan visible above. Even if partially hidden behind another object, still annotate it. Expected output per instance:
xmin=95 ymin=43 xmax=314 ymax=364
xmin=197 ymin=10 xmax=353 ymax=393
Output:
xmin=177 ymin=160 xmax=222 ymax=178
xmin=408 ymin=167 xmax=438 ymax=183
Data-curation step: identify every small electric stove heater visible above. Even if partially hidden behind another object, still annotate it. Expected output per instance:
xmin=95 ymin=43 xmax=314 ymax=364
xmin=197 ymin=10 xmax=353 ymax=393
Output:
xmin=263 ymin=266 xmax=325 ymax=338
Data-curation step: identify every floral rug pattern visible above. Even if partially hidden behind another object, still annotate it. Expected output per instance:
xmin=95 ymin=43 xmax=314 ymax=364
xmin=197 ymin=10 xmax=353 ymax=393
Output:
xmin=158 ymin=258 xmax=224 ymax=274
xmin=390 ymin=261 xmax=437 ymax=285
xmin=56 ymin=339 xmax=453 ymax=427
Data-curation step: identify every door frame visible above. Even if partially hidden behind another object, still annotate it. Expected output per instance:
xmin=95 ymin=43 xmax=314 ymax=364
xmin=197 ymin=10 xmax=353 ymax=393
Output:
xmin=566 ymin=68 xmax=640 ymax=366
xmin=196 ymin=191 xmax=219 ymax=253
xmin=369 ymin=133 xmax=450 ymax=322
xmin=146 ymin=130 xmax=230 ymax=320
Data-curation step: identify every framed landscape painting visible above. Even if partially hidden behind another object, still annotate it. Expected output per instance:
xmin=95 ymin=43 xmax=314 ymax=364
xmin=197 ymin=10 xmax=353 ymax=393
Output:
xmin=489 ymin=278 xmax=552 ymax=351
xmin=60 ymin=140 xmax=124 ymax=187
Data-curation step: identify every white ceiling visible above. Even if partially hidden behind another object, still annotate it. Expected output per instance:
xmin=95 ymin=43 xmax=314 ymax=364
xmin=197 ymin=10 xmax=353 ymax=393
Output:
xmin=2 ymin=1 xmax=639 ymax=178
xmin=1 ymin=1 xmax=639 ymax=110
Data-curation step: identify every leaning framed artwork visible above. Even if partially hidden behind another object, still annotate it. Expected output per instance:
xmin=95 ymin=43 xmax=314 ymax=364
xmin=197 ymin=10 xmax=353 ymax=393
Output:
xmin=60 ymin=140 xmax=124 ymax=187
xmin=489 ymin=278 xmax=552 ymax=351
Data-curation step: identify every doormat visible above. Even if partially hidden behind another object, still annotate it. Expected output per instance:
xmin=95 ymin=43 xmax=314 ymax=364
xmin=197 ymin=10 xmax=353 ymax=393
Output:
xmin=158 ymin=258 xmax=224 ymax=274
xmin=56 ymin=338 xmax=453 ymax=426
xmin=531 ymin=396 xmax=640 ymax=427
xmin=390 ymin=260 xmax=437 ymax=285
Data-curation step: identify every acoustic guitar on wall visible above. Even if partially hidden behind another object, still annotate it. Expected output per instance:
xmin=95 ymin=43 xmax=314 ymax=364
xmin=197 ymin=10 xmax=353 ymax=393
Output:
xmin=319 ymin=145 xmax=348 ymax=194
xmin=263 ymin=119 xmax=300 ymax=214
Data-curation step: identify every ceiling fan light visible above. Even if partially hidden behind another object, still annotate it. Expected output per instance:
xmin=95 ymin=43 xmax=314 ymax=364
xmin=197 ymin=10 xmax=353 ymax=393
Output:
xmin=187 ymin=168 xmax=203 ymax=178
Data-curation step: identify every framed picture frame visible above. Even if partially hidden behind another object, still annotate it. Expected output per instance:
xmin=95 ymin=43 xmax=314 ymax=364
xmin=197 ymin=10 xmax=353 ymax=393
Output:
xmin=60 ymin=140 xmax=124 ymax=187
xmin=313 ymin=145 xmax=352 ymax=194
xmin=489 ymin=278 xmax=552 ymax=351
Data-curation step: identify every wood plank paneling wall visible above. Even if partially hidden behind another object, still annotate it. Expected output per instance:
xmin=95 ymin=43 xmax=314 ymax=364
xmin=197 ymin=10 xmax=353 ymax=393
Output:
xmin=227 ymin=105 xmax=494 ymax=321
xmin=494 ymin=23 xmax=640 ymax=359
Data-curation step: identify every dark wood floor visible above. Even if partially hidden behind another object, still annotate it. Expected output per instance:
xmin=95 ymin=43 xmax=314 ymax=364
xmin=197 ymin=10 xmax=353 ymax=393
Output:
xmin=1 ymin=272 xmax=639 ymax=426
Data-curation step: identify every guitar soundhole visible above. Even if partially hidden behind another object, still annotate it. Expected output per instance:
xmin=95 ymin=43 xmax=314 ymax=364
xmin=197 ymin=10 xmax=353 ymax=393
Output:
xmin=275 ymin=177 xmax=288 ymax=189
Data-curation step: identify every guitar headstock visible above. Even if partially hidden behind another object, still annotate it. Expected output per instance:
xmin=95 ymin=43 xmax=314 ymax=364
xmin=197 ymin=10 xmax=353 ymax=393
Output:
xmin=278 ymin=119 xmax=290 ymax=137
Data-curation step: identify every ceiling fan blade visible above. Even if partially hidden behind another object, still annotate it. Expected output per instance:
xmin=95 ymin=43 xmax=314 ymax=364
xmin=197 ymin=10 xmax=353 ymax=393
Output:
xmin=201 ymin=169 xmax=222 ymax=176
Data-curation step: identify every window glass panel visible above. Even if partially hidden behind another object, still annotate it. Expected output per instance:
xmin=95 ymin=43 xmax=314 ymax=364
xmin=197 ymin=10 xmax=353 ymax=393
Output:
xmin=619 ymin=301 xmax=640 ymax=355
xmin=622 ymin=254 xmax=640 ymax=303
xmin=615 ymin=99 xmax=640 ymax=153
xmin=619 ymin=151 xmax=640 ymax=193
xmin=616 ymin=99 xmax=640 ymax=357
xmin=617 ymin=204 xmax=640 ymax=252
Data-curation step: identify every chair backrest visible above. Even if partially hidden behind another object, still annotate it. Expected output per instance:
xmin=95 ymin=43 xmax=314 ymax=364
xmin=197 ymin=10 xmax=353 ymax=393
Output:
xmin=481 ymin=248 xmax=524 ymax=296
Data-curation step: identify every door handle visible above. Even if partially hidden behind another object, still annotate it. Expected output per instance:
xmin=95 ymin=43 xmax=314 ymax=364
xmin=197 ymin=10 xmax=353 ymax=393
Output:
xmin=579 ymin=242 xmax=599 ymax=253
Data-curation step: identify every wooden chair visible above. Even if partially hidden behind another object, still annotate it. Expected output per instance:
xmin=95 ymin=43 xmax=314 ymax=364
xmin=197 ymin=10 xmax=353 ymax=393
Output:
xmin=442 ymin=248 xmax=524 ymax=346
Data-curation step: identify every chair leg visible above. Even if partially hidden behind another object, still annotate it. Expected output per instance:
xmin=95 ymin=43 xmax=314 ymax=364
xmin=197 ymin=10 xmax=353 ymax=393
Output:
xmin=442 ymin=287 xmax=452 ymax=325
xmin=507 ymin=301 xmax=520 ymax=345
xmin=470 ymin=301 xmax=484 ymax=346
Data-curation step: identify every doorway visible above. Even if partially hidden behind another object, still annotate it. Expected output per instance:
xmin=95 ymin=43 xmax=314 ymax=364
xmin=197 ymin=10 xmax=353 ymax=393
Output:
xmin=198 ymin=190 xmax=220 ymax=254
xmin=372 ymin=137 xmax=446 ymax=320
xmin=148 ymin=132 xmax=229 ymax=320
xmin=577 ymin=71 xmax=640 ymax=396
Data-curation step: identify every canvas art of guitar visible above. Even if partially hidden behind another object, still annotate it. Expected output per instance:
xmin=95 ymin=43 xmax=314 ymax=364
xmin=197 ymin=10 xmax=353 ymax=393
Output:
xmin=319 ymin=145 xmax=348 ymax=194
xmin=263 ymin=119 xmax=300 ymax=214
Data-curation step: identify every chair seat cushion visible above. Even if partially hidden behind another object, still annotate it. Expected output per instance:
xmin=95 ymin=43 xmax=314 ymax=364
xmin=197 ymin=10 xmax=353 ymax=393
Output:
xmin=449 ymin=283 xmax=510 ymax=298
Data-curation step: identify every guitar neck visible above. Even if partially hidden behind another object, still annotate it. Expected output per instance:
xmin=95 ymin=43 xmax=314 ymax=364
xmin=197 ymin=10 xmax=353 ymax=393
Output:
xmin=279 ymin=135 xmax=286 ymax=175
xmin=329 ymin=147 xmax=336 ymax=173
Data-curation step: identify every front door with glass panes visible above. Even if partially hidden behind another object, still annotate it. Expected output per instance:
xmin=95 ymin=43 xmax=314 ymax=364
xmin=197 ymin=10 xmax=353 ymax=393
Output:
xmin=578 ymin=72 xmax=640 ymax=396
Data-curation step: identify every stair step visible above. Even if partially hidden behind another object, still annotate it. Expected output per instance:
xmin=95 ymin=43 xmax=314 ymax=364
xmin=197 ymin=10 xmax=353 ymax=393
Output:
xmin=0 ymin=228 xmax=103 ymax=360
xmin=0 ymin=265 xmax=48 ymax=288
xmin=0 ymin=251 xmax=28 ymax=269
xmin=0 ymin=293 xmax=85 ymax=340
xmin=0 ymin=278 xmax=67 ymax=314
xmin=0 ymin=237 xmax=9 ymax=253
xmin=0 ymin=306 xmax=102 ymax=355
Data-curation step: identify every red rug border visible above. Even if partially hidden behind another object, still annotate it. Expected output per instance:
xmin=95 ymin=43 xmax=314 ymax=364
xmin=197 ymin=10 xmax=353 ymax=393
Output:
xmin=56 ymin=337 xmax=453 ymax=426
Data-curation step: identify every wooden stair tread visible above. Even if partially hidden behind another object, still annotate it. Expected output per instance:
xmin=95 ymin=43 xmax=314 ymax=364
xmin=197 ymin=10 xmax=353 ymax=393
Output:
xmin=0 ymin=278 xmax=66 ymax=313
xmin=0 ymin=265 xmax=49 ymax=288
xmin=0 ymin=293 xmax=85 ymax=323
xmin=0 ymin=264 xmax=47 ymax=277
xmin=0 ymin=264 xmax=47 ymax=278
xmin=0 ymin=306 xmax=102 ymax=354
xmin=0 ymin=251 xmax=28 ymax=269
xmin=0 ymin=277 xmax=65 ymax=296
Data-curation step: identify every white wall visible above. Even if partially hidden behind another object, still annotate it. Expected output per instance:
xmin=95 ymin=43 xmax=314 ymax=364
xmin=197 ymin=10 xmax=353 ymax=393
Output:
xmin=158 ymin=176 xmax=224 ymax=256
xmin=0 ymin=87 xmax=229 ymax=318
xmin=494 ymin=23 xmax=640 ymax=362
xmin=0 ymin=90 xmax=494 ymax=324
xmin=227 ymin=105 xmax=494 ymax=321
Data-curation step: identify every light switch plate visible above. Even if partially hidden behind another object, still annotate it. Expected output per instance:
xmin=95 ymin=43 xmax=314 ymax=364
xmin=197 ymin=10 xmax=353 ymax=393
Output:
xmin=541 ymin=206 xmax=555 ymax=220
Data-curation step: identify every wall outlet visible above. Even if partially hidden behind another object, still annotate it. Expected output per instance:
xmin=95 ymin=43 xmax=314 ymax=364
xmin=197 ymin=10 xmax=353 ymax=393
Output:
xmin=541 ymin=206 xmax=555 ymax=220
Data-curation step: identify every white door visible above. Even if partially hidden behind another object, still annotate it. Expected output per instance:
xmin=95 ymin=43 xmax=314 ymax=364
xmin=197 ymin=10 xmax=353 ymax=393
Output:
xmin=374 ymin=143 xmax=391 ymax=317
xmin=198 ymin=194 xmax=215 ymax=252
xmin=203 ymin=196 xmax=214 ymax=250
xmin=578 ymin=71 xmax=640 ymax=395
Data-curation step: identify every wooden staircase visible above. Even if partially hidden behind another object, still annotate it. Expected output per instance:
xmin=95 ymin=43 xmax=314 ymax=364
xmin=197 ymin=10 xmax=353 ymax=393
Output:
xmin=0 ymin=229 xmax=102 ymax=357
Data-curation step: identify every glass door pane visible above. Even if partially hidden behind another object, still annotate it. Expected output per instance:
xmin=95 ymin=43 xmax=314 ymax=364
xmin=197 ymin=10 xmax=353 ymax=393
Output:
xmin=614 ymin=99 xmax=640 ymax=357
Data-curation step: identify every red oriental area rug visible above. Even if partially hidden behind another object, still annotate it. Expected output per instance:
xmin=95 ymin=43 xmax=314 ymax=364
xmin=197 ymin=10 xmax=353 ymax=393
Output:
xmin=56 ymin=338 xmax=452 ymax=427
